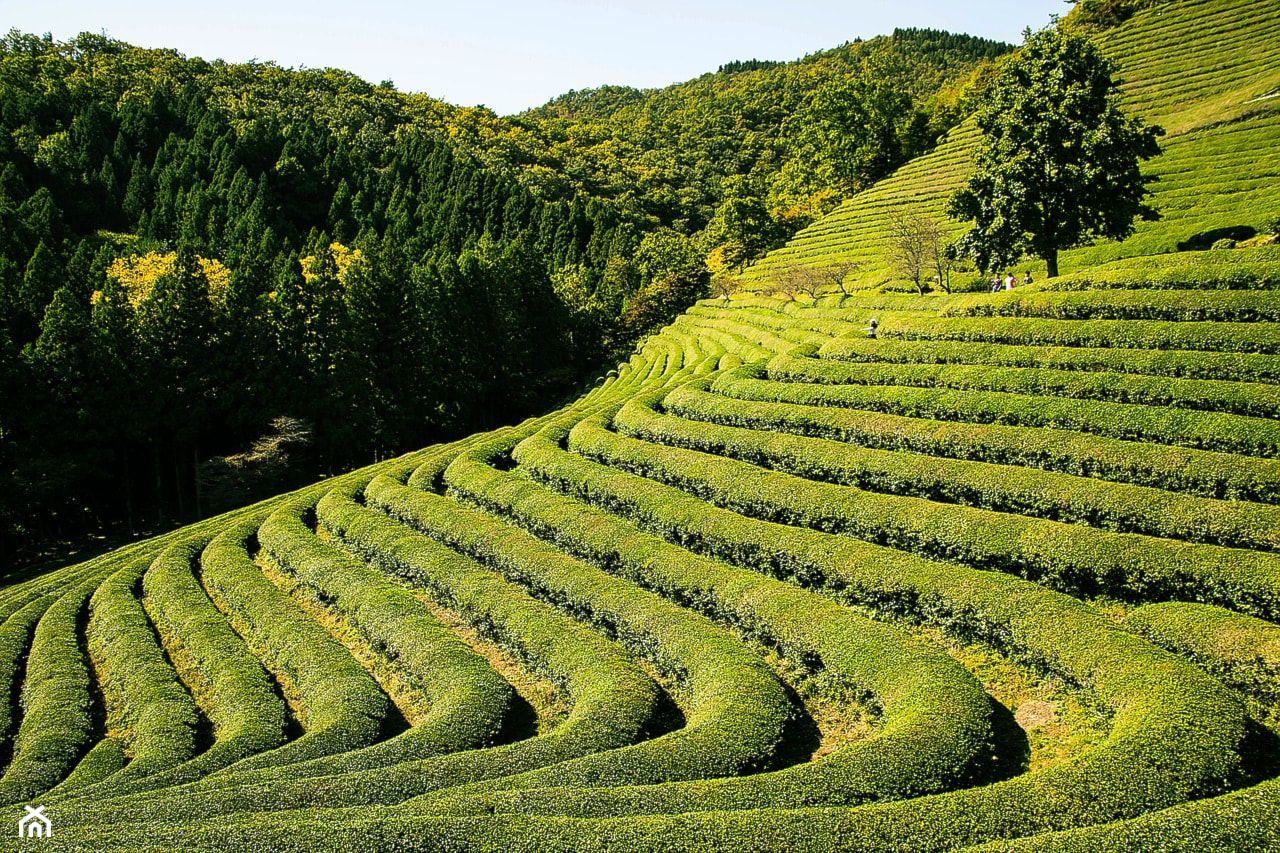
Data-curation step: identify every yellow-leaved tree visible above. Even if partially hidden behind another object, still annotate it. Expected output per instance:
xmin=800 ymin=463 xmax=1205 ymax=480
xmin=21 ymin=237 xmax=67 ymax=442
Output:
xmin=101 ymin=251 xmax=231 ymax=306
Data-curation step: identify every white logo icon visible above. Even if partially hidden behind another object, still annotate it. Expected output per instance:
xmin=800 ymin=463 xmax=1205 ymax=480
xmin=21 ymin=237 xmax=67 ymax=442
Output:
xmin=17 ymin=805 xmax=51 ymax=839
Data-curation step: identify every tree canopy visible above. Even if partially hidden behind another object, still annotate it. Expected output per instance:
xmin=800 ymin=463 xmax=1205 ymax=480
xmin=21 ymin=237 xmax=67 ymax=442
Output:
xmin=947 ymin=27 xmax=1162 ymax=277
xmin=0 ymin=25 xmax=1010 ymax=564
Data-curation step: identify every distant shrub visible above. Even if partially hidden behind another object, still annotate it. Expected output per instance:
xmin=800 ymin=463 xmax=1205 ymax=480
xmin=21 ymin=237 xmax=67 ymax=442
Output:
xmin=1211 ymin=238 xmax=1238 ymax=250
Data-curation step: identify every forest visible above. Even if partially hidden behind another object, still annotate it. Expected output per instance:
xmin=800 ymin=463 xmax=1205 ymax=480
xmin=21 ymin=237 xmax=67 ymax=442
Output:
xmin=0 ymin=27 xmax=1008 ymax=566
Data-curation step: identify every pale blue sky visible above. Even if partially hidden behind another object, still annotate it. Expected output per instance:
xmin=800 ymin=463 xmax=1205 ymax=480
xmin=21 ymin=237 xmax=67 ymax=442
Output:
xmin=3 ymin=1 xmax=1066 ymax=115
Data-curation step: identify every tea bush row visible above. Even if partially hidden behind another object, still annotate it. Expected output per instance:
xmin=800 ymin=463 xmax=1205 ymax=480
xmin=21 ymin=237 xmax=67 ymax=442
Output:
xmin=563 ymin=409 xmax=1280 ymax=620
xmin=770 ymin=349 xmax=1280 ymax=419
xmin=368 ymin=455 xmax=795 ymax=794
xmin=505 ymin=417 xmax=1250 ymax=851
xmin=196 ymin=523 xmax=390 ymax=774
xmin=255 ymin=494 xmax=514 ymax=774
xmin=664 ymin=376 xmax=1280 ymax=503
xmin=712 ymin=362 xmax=1280 ymax=457
xmin=424 ymin=412 xmax=998 ymax=816
xmin=819 ymin=335 xmax=1280 ymax=384
xmin=615 ymin=388 xmax=1280 ymax=552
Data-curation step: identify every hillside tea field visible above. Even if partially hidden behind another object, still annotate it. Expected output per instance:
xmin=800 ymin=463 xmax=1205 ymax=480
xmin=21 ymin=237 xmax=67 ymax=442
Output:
xmin=745 ymin=0 xmax=1280 ymax=287
xmin=4 ymin=0 xmax=1280 ymax=849
xmin=2 ymin=251 xmax=1279 ymax=851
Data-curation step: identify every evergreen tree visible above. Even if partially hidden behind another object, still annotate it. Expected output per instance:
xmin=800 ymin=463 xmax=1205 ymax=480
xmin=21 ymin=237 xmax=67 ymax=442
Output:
xmin=31 ymin=286 xmax=92 ymax=407
xmin=18 ymin=240 xmax=62 ymax=338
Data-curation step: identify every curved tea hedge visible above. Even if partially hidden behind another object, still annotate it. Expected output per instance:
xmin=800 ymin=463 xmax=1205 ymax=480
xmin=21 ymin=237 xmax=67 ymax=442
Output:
xmin=8 ymin=3 xmax=1280 ymax=843
xmin=11 ymin=253 xmax=1280 ymax=852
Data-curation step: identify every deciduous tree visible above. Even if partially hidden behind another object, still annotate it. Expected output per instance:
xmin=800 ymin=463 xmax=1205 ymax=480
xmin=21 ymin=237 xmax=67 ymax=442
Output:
xmin=947 ymin=27 xmax=1162 ymax=277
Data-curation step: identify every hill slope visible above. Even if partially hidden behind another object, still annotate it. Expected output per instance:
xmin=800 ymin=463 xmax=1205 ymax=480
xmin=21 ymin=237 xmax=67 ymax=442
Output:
xmin=6 ymin=248 xmax=1279 ymax=852
xmin=744 ymin=0 xmax=1280 ymax=287
xmin=3 ymin=2 xmax=1280 ymax=851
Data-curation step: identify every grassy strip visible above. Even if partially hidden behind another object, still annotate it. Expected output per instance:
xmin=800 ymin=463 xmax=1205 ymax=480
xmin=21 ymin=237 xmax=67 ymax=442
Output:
xmin=0 ymin=560 xmax=106 ymax=625
xmin=63 ymin=556 xmax=1257 ymax=852
xmin=616 ymin=387 xmax=1280 ymax=551
xmin=689 ymin=302 xmax=861 ymax=339
xmin=772 ymin=348 xmax=1280 ymax=419
xmin=664 ymin=369 xmax=1280 ymax=502
xmin=47 ymin=736 xmax=127 ymax=797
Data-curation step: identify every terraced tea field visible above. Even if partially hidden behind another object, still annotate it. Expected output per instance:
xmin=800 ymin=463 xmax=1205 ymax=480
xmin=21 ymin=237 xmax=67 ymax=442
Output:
xmin=6 ymin=0 xmax=1280 ymax=849
xmin=2 ymin=253 xmax=1278 ymax=852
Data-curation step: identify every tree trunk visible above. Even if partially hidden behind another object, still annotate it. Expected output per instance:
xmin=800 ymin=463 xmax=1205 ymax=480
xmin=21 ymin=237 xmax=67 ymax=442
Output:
xmin=1046 ymin=249 xmax=1059 ymax=279
xmin=193 ymin=442 xmax=203 ymax=520
xmin=124 ymin=455 xmax=134 ymax=535
xmin=173 ymin=438 xmax=186 ymax=520
xmin=153 ymin=440 xmax=165 ymax=525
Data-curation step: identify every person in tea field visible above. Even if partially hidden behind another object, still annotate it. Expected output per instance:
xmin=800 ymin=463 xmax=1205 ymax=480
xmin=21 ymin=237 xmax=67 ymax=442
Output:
xmin=1024 ymin=270 xmax=1033 ymax=284
xmin=864 ymin=317 xmax=879 ymax=339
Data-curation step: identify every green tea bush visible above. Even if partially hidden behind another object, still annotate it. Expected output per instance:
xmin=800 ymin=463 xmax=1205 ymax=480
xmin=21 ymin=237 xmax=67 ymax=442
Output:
xmin=78 ymin=556 xmax=202 ymax=791
xmin=0 ymin=565 xmax=121 ymax=804
xmin=944 ymin=289 xmax=1280 ymax=322
xmin=1044 ymin=250 xmax=1280 ymax=290
xmin=507 ymin=434 xmax=1249 ymax=850
xmin=819 ymin=335 xmax=1280 ymax=384
xmin=565 ymin=411 xmax=1280 ymax=618
xmin=1125 ymin=601 xmax=1280 ymax=705
xmin=770 ymin=350 xmax=1280 ymax=418
xmin=197 ymin=523 xmax=391 ymax=774
xmin=873 ymin=314 xmax=1280 ymax=353
xmin=616 ymin=388 xmax=1280 ymax=551
xmin=130 ymin=536 xmax=289 ymax=782
xmin=257 ymin=492 xmax=515 ymax=772
xmin=713 ymin=361 xmax=1280 ymax=457
xmin=666 ymin=369 xmax=1280 ymax=502
xmin=421 ymin=412 xmax=998 ymax=816
xmin=369 ymin=458 xmax=795 ymax=793
xmin=0 ymin=595 xmax=56 ymax=759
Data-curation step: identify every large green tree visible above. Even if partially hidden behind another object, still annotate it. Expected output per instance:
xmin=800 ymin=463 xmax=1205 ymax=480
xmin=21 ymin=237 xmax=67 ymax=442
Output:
xmin=948 ymin=27 xmax=1162 ymax=277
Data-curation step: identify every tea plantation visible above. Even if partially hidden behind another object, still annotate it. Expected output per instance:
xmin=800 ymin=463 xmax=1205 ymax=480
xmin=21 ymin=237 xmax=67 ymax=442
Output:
xmin=745 ymin=0 xmax=1280 ymax=286
xmin=4 ymin=1 xmax=1280 ymax=851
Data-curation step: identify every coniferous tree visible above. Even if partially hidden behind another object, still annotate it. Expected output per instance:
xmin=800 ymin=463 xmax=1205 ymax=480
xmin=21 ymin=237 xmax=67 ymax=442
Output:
xmin=18 ymin=240 xmax=62 ymax=338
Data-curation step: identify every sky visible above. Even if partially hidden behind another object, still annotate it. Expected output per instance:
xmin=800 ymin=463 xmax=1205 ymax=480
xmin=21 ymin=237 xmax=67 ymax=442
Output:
xmin=2 ymin=0 xmax=1067 ymax=115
